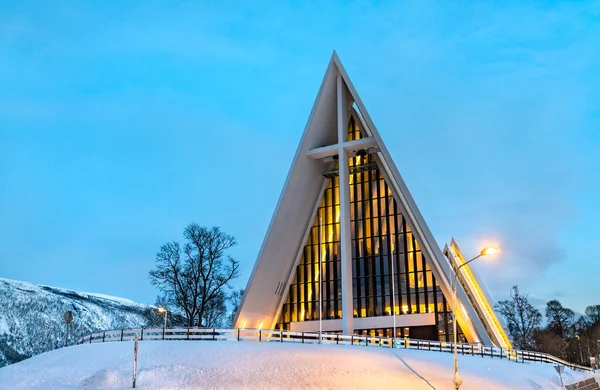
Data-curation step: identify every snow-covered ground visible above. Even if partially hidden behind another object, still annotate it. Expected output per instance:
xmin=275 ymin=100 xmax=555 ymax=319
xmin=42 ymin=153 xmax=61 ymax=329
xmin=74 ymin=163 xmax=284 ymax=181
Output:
xmin=0 ymin=340 xmax=596 ymax=389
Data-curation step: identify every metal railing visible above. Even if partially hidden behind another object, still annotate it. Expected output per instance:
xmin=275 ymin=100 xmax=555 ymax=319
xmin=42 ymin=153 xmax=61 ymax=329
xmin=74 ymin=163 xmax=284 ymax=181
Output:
xmin=75 ymin=327 xmax=594 ymax=373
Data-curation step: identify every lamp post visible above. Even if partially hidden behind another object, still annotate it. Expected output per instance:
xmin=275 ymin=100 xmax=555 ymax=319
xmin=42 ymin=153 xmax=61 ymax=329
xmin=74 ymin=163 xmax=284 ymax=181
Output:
xmin=157 ymin=307 xmax=168 ymax=335
xmin=576 ymin=334 xmax=583 ymax=365
xmin=452 ymin=246 xmax=497 ymax=389
xmin=391 ymin=250 xmax=397 ymax=340
xmin=319 ymin=216 xmax=323 ymax=344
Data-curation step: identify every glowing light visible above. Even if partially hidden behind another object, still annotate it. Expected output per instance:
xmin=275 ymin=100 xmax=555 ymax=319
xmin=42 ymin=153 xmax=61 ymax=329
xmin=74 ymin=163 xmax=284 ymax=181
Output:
xmin=448 ymin=243 xmax=512 ymax=349
xmin=157 ymin=307 xmax=167 ymax=313
xmin=480 ymin=247 xmax=498 ymax=256
xmin=241 ymin=320 xmax=247 ymax=330
xmin=402 ymin=305 xmax=408 ymax=314
xmin=258 ymin=321 xmax=263 ymax=330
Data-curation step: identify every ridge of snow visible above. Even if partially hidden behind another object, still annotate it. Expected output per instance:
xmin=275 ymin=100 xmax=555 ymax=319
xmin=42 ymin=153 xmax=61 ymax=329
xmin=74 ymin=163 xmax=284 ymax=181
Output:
xmin=0 ymin=278 xmax=149 ymax=307
xmin=0 ymin=340 xmax=597 ymax=389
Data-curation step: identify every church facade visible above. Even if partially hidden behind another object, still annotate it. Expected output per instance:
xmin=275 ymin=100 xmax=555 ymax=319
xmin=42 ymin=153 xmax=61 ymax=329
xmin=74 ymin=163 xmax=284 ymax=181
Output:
xmin=234 ymin=53 xmax=511 ymax=348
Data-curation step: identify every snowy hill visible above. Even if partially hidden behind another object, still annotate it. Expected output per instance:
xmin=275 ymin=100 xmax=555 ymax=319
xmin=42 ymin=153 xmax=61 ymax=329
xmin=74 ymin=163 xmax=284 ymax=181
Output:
xmin=0 ymin=340 xmax=596 ymax=389
xmin=0 ymin=278 xmax=152 ymax=368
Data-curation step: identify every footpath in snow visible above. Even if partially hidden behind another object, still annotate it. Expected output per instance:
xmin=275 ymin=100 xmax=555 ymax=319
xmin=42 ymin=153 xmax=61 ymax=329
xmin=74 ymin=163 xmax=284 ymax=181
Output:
xmin=0 ymin=340 xmax=596 ymax=389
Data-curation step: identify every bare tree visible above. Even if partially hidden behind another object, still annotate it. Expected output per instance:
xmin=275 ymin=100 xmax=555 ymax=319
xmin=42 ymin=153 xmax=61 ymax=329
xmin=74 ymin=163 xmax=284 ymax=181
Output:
xmin=203 ymin=290 xmax=227 ymax=328
xmin=584 ymin=305 xmax=600 ymax=325
xmin=183 ymin=224 xmax=239 ymax=327
xmin=495 ymin=285 xmax=542 ymax=350
xmin=228 ymin=288 xmax=245 ymax=327
xmin=545 ymin=300 xmax=575 ymax=340
xmin=534 ymin=328 xmax=568 ymax=359
xmin=149 ymin=241 xmax=197 ymax=326
xmin=149 ymin=224 xmax=240 ymax=327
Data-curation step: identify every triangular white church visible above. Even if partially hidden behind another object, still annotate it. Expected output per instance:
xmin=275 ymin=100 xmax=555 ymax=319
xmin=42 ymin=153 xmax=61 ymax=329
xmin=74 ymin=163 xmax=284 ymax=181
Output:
xmin=234 ymin=52 xmax=512 ymax=348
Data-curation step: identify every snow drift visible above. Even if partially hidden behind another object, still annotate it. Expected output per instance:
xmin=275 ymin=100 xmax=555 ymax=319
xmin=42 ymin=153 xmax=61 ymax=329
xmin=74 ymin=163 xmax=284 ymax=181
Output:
xmin=0 ymin=340 xmax=596 ymax=389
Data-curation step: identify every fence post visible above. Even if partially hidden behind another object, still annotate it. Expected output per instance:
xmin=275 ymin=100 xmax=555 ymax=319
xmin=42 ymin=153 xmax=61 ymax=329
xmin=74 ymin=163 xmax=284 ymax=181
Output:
xmin=163 ymin=326 xmax=165 ymax=340
xmin=121 ymin=329 xmax=124 ymax=341
xmin=337 ymin=334 xmax=339 ymax=345
xmin=212 ymin=328 xmax=216 ymax=341
xmin=102 ymin=331 xmax=105 ymax=343
xmin=259 ymin=329 xmax=262 ymax=342
xmin=187 ymin=328 xmax=190 ymax=340
xmin=351 ymin=335 xmax=354 ymax=345
xmin=379 ymin=337 xmax=382 ymax=347
xmin=90 ymin=333 xmax=92 ymax=344
xmin=132 ymin=336 xmax=138 ymax=388
xmin=237 ymin=328 xmax=240 ymax=341
xmin=280 ymin=330 xmax=283 ymax=343
xmin=141 ymin=328 xmax=144 ymax=341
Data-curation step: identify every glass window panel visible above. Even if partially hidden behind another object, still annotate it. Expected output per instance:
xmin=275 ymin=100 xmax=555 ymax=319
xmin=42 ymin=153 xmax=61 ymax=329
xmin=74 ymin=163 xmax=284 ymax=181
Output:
xmin=364 ymin=237 xmax=372 ymax=255
xmin=416 ymin=251 xmax=424 ymax=271
xmin=417 ymin=272 xmax=425 ymax=288
xmin=383 ymin=275 xmax=390 ymax=295
xmin=407 ymin=251 xmax=415 ymax=272
xmin=406 ymin=232 xmax=414 ymax=252
xmin=371 ymin=215 xmax=379 ymax=239
xmin=426 ymin=271 xmax=434 ymax=290
xmin=408 ymin=273 xmax=416 ymax=289
xmin=291 ymin=285 xmax=297 ymax=302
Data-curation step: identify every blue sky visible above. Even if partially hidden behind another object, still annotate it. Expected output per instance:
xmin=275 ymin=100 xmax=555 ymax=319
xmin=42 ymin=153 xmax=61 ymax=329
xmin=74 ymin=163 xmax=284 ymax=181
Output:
xmin=1 ymin=1 xmax=599 ymax=312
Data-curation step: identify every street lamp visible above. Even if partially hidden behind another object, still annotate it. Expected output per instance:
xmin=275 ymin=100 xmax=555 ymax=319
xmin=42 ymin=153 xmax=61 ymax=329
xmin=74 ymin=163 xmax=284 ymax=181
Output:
xmin=576 ymin=334 xmax=583 ymax=364
xmin=452 ymin=246 xmax=498 ymax=389
xmin=157 ymin=307 xmax=168 ymax=330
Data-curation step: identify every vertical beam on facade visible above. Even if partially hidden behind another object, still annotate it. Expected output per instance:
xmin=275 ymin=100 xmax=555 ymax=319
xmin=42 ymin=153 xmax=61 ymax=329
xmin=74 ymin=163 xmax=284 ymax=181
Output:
xmin=337 ymin=72 xmax=354 ymax=335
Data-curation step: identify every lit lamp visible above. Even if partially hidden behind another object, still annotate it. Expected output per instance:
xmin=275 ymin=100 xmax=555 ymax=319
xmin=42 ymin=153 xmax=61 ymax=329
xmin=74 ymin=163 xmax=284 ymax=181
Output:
xmin=452 ymin=246 xmax=497 ymax=389
xmin=157 ymin=307 xmax=168 ymax=330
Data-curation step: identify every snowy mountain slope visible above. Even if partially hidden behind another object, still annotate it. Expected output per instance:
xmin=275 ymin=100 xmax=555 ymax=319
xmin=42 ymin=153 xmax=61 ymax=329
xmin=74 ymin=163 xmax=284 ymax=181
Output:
xmin=0 ymin=278 xmax=152 ymax=368
xmin=0 ymin=340 xmax=596 ymax=389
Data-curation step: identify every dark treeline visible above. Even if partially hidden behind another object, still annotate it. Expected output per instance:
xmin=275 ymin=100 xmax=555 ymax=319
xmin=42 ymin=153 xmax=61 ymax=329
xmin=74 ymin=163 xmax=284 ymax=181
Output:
xmin=496 ymin=285 xmax=600 ymax=366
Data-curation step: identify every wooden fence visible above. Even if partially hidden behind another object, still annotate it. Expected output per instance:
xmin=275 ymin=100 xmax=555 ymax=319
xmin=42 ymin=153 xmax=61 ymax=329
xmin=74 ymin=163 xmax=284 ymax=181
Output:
xmin=75 ymin=327 xmax=594 ymax=373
